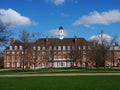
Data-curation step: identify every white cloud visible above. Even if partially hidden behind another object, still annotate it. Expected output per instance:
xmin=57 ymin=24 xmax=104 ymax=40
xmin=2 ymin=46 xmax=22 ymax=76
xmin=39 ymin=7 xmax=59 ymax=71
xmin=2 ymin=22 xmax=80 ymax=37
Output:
xmin=90 ymin=34 xmax=113 ymax=44
xmin=73 ymin=9 xmax=120 ymax=27
xmin=0 ymin=8 xmax=34 ymax=27
xmin=46 ymin=0 xmax=65 ymax=5
xmin=49 ymin=28 xmax=68 ymax=37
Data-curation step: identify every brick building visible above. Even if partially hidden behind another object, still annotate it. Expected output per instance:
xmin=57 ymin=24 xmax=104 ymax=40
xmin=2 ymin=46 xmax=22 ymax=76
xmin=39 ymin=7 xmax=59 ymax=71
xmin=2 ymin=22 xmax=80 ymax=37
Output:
xmin=3 ymin=26 xmax=120 ymax=69
xmin=4 ymin=27 xmax=90 ymax=69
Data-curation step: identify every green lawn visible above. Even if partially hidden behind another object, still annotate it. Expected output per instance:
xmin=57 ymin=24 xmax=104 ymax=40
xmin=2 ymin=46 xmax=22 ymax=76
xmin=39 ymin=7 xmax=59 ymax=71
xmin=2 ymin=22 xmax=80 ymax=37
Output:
xmin=0 ymin=68 xmax=120 ymax=75
xmin=0 ymin=76 xmax=120 ymax=90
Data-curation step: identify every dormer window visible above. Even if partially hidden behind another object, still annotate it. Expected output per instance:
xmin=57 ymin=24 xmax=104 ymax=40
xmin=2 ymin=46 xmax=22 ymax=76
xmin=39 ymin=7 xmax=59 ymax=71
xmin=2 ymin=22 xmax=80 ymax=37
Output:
xmin=58 ymin=46 xmax=61 ymax=50
xmin=9 ymin=46 xmax=12 ymax=50
xmin=15 ymin=46 xmax=17 ymax=50
xmin=19 ymin=46 xmax=22 ymax=50
xmin=78 ymin=46 xmax=81 ymax=50
xmin=33 ymin=46 xmax=36 ymax=50
xmin=38 ymin=46 xmax=40 ymax=50
xmin=42 ymin=46 xmax=45 ymax=50
xmin=88 ymin=46 xmax=91 ymax=50
xmin=54 ymin=46 xmax=57 ymax=50
xmin=72 ymin=46 xmax=75 ymax=50
xmin=83 ymin=46 xmax=86 ymax=50
xmin=49 ymin=46 xmax=52 ymax=50
xmin=63 ymin=46 xmax=66 ymax=50
xmin=67 ymin=46 xmax=70 ymax=50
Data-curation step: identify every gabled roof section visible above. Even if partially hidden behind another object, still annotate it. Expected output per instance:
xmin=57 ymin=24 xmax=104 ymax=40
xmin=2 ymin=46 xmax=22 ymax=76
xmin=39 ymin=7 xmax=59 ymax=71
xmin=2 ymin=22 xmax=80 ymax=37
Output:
xmin=36 ymin=38 xmax=88 ymax=46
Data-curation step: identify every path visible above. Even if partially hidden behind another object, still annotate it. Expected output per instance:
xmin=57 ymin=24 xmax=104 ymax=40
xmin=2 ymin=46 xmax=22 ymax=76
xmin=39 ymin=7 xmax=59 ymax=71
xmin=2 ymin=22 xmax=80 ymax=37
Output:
xmin=0 ymin=73 xmax=120 ymax=77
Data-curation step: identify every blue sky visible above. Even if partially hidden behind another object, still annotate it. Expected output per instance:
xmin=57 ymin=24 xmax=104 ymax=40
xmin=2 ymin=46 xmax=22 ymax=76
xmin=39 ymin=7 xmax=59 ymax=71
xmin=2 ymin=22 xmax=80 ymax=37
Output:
xmin=0 ymin=0 xmax=120 ymax=41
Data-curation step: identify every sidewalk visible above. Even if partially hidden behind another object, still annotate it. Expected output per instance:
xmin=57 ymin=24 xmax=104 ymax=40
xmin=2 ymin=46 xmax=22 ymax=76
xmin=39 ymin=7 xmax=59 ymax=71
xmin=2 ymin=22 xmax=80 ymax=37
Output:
xmin=0 ymin=73 xmax=120 ymax=77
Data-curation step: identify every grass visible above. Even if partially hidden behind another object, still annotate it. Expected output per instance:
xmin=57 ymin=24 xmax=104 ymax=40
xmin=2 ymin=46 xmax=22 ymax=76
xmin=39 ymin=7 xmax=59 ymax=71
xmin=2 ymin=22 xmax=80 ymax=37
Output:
xmin=0 ymin=68 xmax=120 ymax=75
xmin=0 ymin=76 xmax=120 ymax=90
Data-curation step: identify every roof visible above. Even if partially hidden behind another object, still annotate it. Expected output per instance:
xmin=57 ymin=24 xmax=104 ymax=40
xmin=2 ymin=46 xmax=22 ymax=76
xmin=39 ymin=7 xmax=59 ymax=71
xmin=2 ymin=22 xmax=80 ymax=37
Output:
xmin=5 ymin=37 xmax=88 ymax=50
xmin=36 ymin=38 xmax=88 ymax=46
xmin=59 ymin=26 xmax=64 ymax=30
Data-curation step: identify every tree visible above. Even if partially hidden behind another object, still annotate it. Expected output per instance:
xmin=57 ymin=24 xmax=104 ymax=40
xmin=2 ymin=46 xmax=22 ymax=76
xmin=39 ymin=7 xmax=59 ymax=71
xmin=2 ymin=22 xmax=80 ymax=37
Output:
xmin=19 ymin=30 xmax=30 ymax=70
xmin=49 ymin=45 xmax=55 ymax=68
xmin=0 ymin=22 xmax=11 ymax=50
xmin=19 ymin=30 xmax=42 ymax=70
xmin=87 ymin=31 xmax=116 ymax=68
xmin=0 ymin=51 xmax=4 ymax=68
xmin=68 ymin=36 xmax=88 ymax=68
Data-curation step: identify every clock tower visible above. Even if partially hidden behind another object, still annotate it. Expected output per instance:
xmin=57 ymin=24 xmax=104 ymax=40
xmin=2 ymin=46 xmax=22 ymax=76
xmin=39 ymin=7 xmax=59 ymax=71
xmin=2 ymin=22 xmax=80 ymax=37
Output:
xmin=58 ymin=26 xmax=64 ymax=39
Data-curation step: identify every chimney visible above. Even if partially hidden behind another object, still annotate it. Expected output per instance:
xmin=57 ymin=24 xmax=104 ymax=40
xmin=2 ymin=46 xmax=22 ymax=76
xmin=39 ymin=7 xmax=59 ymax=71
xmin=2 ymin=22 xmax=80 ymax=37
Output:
xmin=46 ymin=36 xmax=48 ymax=42
xmin=115 ymin=42 xmax=119 ymax=46
xmin=74 ymin=35 xmax=77 ymax=44
xmin=10 ymin=37 xmax=15 ymax=45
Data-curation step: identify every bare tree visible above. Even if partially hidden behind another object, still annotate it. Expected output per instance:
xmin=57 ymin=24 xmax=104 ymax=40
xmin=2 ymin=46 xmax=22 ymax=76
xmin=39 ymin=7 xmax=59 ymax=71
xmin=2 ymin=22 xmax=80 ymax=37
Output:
xmin=19 ymin=30 xmax=43 ymax=70
xmin=30 ymin=32 xmax=43 ymax=70
xmin=87 ymin=31 xmax=116 ymax=68
xmin=49 ymin=45 xmax=55 ymax=68
xmin=0 ymin=22 xmax=11 ymax=50
xmin=19 ymin=30 xmax=30 ymax=70
xmin=0 ymin=51 xmax=4 ymax=68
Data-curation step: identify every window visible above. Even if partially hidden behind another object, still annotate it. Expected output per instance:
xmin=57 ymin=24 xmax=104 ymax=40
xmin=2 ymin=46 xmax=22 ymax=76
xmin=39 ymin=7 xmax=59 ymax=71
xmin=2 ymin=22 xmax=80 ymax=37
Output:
xmin=54 ymin=55 xmax=57 ymax=59
xmin=42 ymin=52 xmax=45 ymax=55
xmin=54 ymin=52 xmax=57 ymax=54
xmin=38 ymin=46 xmax=41 ymax=50
xmin=7 ymin=52 xmax=10 ymax=54
xmin=12 ymin=63 xmax=15 ymax=67
xmin=63 ymin=46 xmax=66 ymax=50
xmin=63 ymin=52 xmax=66 ymax=54
xmin=49 ymin=46 xmax=52 ymax=50
xmin=12 ymin=56 xmax=15 ymax=62
xmin=60 ymin=62 xmax=65 ymax=67
xmin=67 ymin=57 xmax=70 ymax=60
xmin=42 ymin=46 xmax=45 ymax=50
xmin=114 ymin=46 xmax=119 ymax=50
xmin=17 ymin=52 xmax=20 ymax=55
xmin=17 ymin=56 xmax=20 ymax=62
xmin=38 ymin=56 xmax=40 ymax=60
xmin=9 ymin=46 xmax=12 ymax=50
xmin=15 ymin=46 xmax=17 ymax=50
xmin=17 ymin=63 xmax=20 ymax=67
xmin=61 ymin=62 xmax=64 ymax=66
xmin=7 ymin=56 xmax=10 ymax=62
xmin=83 ymin=46 xmax=86 ymax=50
xmin=88 ymin=46 xmax=91 ymax=50
xmin=67 ymin=46 xmax=70 ymax=50
xmin=83 ymin=55 xmax=86 ymax=59
xmin=58 ymin=46 xmax=61 ymax=50
xmin=63 ymin=55 xmax=66 ymax=59
xmin=83 ymin=51 xmax=86 ymax=54
xmin=58 ymin=52 xmax=61 ymax=54
xmin=12 ymin=51 xmax=15 ymax=54
xmin=54 ymin=46 xmax=57 ymax=50
xmin=72 ymin=46 xmax=75 ymax=50
xmin=19 ymin=46 xmax=22 ymax=50
xmin=7 ymin=63 xmax=10 ymax=67
xmin=110 ymin=47 xmax=113 ymax=50
xmin=49 ymin=56 xmax=52 ymax=60
xmin=33 ymin=46 xmax=36 ymax=50
xmin=58 ymin=56 xmax=61 ymax=59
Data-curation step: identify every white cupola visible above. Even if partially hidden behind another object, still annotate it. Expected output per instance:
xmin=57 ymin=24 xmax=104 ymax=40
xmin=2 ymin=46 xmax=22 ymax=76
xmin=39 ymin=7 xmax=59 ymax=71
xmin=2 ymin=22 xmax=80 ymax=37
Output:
xmin=58 ymin=26 xmax=64 ymax=39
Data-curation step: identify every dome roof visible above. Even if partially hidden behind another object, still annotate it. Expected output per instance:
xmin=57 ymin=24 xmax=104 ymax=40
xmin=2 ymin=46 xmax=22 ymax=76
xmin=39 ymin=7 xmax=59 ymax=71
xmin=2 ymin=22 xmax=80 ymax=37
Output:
xmin=59 ymin=26 xmax=64 ymax=30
